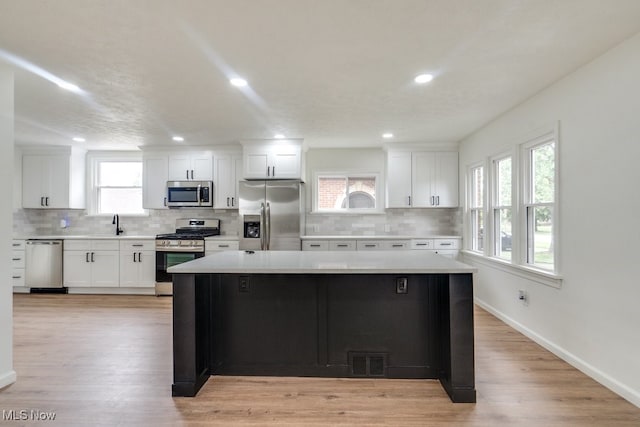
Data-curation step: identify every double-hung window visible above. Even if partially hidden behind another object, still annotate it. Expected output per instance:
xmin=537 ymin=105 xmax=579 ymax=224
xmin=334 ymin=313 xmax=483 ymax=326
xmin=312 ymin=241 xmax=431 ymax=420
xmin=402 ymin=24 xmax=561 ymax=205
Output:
xmin=89 ymin=154 xmax=144 ymax=215
xmin=469 ymin=165 xmax=484 ymax=252
xmin=492 ymin=156 xmax=512 ymax=260
xmin=315 ymin=174 xmax=379 ymax=212
xmin=523 ymin=138 xmax=556 ymax=270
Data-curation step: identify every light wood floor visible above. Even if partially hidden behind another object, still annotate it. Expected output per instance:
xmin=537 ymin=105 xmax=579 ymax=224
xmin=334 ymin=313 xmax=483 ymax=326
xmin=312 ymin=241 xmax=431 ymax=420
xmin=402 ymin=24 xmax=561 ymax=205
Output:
xmin=2 ymin=294 xmax=639 ymax=426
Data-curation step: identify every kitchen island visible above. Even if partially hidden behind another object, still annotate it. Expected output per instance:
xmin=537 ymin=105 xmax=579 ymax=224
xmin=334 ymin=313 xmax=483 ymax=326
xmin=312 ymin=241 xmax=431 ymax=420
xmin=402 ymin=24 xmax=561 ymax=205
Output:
xmin=168 ymin=250 xmax=477 ymax=403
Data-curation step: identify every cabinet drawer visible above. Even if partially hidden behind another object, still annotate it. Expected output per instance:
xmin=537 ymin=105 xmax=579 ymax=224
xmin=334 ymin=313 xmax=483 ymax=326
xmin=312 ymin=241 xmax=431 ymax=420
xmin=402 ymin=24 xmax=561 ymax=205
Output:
xmin=434 ymin=249 xmax=459 ymax=259
xmin=12 ymin=268 xmax=25 ymax=287
xmin=12 ymin=240 xmax=25 ymax=250
xmin=329 ymin=240 xmax=356 ymax=251
xmin=119 ymin=240 xmax=155 ymax=251
xmin=302 ymin=240 xmax=329 ymax=251
xmin=356 ymin=241 xmax=383 ymax=251
xmin=382 ymin=240 xmax=410 ymax=250
xmin=433 ymin=239 xmax=460 ymax=249
xmin=205 ymin=240 xmax=239 ymax=251
xmin=12 ymin=250 xmax=25 ymax=268
xmin=411 ymin=239 xmax=434 ymax=250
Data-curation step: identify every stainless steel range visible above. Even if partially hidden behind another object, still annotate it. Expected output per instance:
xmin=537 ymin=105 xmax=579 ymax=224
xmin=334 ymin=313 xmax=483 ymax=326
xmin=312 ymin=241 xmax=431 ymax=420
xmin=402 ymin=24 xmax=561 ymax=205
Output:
xmin=155 ymin=218 xmax=220 ymax=295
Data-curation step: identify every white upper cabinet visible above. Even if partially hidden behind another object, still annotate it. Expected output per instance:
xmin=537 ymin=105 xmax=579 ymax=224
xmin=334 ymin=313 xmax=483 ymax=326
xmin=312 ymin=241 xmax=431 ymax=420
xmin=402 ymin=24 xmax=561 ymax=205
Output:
xmin=241 ymin=139 xmax=302 ymax=179
xmin=22 ymin=147 xmax=86 ymax=209
xmin=143 ymin=154 xmax=169 ymax=209
xmin=386 ymin=150 xmax=458 ymax=208
xmin=168 ymin=152 xmax=213 ymax=181
xmin=386 ymin=152 xmax=413 ymax=208
xmin=214 ymin=152 xmax=242 ymax=209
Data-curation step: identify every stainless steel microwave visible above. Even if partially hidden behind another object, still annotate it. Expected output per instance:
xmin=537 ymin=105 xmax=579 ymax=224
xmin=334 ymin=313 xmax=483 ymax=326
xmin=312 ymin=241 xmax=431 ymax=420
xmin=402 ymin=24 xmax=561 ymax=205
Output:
xmin=166 ymin=181 xmax=213 ymax=208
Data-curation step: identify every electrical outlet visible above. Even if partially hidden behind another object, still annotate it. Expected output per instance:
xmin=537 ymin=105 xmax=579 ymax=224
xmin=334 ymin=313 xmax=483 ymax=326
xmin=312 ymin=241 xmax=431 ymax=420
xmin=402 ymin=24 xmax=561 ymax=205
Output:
xmin=518 ymin=290 xmax=528 ymax=305
xmin=239 ymin=276 xmax=250 ymax=292
xmin=396 ymin=277 xmax=408 ymax=294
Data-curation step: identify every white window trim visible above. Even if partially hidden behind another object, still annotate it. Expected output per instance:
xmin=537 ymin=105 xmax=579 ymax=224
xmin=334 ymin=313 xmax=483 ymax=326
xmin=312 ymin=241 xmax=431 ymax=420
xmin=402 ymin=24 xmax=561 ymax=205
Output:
xmin=519 ymin=127 xmax=559 ymax=273
xmin=489 ymin=152 xmax=514 ymax=261
xmin=312 ymin=172 xmax=383 ymax=214
xmin=86 ymin=151 xmax=148 ymax=217
xmin=466 ymin=161 xmax=486 ymax=254
xmin=464 ymin=122 xmax=561 ymax=285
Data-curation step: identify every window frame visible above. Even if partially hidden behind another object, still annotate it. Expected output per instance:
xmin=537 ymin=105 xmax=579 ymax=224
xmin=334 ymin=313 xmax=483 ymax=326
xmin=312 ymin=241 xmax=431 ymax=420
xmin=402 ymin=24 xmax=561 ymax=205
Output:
xmin=490 ymin=153 xmax=514 ymax=261
xmin=520 ymin=133 xmax=558 ymax=272
xmin=87 ymin=151 xmax=147 ymax=217
xmin=312 ymin=172 xmax=382 ymax=214
xmin=467 ymin=162 xmax=485 ymax=253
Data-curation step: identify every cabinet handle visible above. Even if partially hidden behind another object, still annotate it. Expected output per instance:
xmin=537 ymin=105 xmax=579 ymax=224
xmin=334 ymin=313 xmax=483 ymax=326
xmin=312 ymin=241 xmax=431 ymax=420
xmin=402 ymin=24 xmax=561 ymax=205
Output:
xmin=392 ymin=244 xmax=403 ymax=248
xmin=13 ymin=275 xmax=22 ymax=279
xmin=439 ymin=242 xmax=452 ymax=246
xmin=45 ymin=197 xmax=49 ymax=206
xmin=86 ymin=252 xmax=90 ymax=263
xmin=408 ymin=195 xmax=411 ymax=206
xmin=12 ymin=257 xmax=21 ymax=261
xmin=133 ymin=253 xmax=137 ymax=263
xmin=186 ymin=170 xmax=189 ymax=180
xmin=365 ymin=244 xmax=376 ymax=248
xmin=310 ymin=244 xmax=321 ymax=247
xmin=164 ymin=197 xmax=167 ymax=207
xmin=191 ymin=170 xmax=194 ymax=180
xmin=436 ymin=196 xmax=440 ymax=206
xmin=132 ymin=244 xmax=143 ymax=247
xmin=138 ymin=252 xmax=142 ymax=262
xmin=337 ymin=244 xmax=348 ymax=247
xmin=219 ymin=244 xmax=229 ymax=248
xmin=231 ymin=197 xmax=235 ymax=206
xmin=430 ymin=196 xmax=435 ymax=206
xmin=267 ymin=166 xmax=271 ymax=177
xmin=12 ymin=243 xmax=20 ymax=247
xmin=91 ymin=252 xmax=95 ymax=263
xmin=416 ymin=243 xmax=428 ymax=246
xmin=40 ymin=196 xmax=44 ymax=206
xmin=272 ymin=166 xmax=275 ymax=176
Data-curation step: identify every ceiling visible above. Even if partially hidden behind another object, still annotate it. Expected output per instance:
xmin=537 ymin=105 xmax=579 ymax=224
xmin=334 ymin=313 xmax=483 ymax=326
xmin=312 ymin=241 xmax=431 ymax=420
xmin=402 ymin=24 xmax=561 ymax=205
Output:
xmin=2 ymin=0 xmax=640 ymax=151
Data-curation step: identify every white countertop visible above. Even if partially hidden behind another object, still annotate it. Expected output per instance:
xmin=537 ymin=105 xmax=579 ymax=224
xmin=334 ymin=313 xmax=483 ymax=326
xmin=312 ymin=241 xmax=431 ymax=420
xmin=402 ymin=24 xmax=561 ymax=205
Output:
xmin=15 ymin=235 xmax=157 ymax=240
xmin=167 ymin=250 xmax=476 ymax=275
xmin=300 ymin=235 xmax=461 ymax=240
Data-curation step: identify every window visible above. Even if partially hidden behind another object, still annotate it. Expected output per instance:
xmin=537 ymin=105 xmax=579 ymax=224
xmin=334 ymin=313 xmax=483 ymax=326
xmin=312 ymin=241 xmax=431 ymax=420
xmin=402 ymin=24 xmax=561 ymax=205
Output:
xmin=469 ymin=165 xmax=484 ymax=252
xmin=523 ymin=139 xmax=555 ymax=270
xmin=315 ymin=174 xmax=378 ymax=212
xmin=90 ymin=154 xmax=144 ymax=215
xmin=492 ymin=156 xmax=512 ymax=260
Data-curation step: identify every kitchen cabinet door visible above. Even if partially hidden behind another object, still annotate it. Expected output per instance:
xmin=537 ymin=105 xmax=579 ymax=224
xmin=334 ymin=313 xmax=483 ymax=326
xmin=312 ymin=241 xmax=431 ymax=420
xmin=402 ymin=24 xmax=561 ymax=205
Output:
xmin=411 ymin=152 xmax=434 ymax=207
xmin=243 ymin=149 xmax=269 ymax=179
xmin=168 ymin=153 xmax=213 ymax=181
xmin=22 ymin=155 xmax=45 ymax=208
xmin=191 ymin=155 xmax=213 ymax=181
xmin=386 ymin=152 xmax=412 ymax=208
xmin=91 ymin=250 xmax=120 ymax=287
xmin=63 ymin=251 xmax=93 ymax=287
xmin=47 ymin=155 xmax=71 ymax=208
xmin=433 ymin=152 xmax=458 ymax=207
xmin=214 ymin=153 xmax=242 ymax=208
xmin=271 ymin=148 xmax=301 ymax=179
xmin=143 ymin=155 xmax=169 ymax=209
xmin=242 ymin=141 xmax=302 ymax=179
xmin=119 ymin=250 xmax=155 ymax=288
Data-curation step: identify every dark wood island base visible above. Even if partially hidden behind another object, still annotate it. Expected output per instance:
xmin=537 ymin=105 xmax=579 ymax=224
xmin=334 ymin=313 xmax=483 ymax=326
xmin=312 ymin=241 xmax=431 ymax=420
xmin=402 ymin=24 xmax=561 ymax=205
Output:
xmin=172 ymin=272 xmax=475 ymax=403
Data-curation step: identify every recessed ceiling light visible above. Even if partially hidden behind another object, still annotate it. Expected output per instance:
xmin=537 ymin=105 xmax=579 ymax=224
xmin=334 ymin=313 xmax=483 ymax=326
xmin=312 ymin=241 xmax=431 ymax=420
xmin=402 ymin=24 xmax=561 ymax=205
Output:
xmin=382 ymin=133 xmax=394 ymax=139
xmin=414 ymin=74 xmax=433 ymax=84
xmin=57 ymin=81 xmax=81 ymax=92
xmin=72 ymin=137 xmax=85 ymax=142
xmin=230 ymin=78 xmax=248 ymax=87
xmin=172 ymin=136 xmax=184 ymax=142
xmin=274 ymin=134 xmax=285 ymax=139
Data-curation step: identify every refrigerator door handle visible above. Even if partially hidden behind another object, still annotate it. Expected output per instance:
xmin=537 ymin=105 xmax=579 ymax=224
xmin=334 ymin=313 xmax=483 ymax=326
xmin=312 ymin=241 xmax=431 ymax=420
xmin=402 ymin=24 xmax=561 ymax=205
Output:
xmin=266 ymin=202 xmax=271 ymax=250
xmin=260 ymin=202 xmax=266 ymax=250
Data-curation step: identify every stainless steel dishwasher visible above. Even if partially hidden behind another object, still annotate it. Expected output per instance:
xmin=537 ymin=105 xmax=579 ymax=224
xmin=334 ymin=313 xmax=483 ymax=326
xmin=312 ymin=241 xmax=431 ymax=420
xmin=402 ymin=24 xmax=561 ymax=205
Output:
xmin=25 ymin=240 xmax=63 ymax=288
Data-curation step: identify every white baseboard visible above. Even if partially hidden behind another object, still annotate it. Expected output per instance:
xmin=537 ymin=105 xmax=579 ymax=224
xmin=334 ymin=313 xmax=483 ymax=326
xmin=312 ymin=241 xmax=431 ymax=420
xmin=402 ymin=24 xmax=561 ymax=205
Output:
xmin=0 ymin=370 xmax=16 ymax=390
xmin=475 ymin=298 xmax=640 ymax=409
xmin=67 ymin=287 xmax=155 ymax=295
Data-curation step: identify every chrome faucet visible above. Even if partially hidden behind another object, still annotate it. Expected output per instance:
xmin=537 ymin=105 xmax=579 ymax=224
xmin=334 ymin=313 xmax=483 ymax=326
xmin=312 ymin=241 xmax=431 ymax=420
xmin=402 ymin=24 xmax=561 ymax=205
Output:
xmin=112 ymin=214 xmax=123 ymax=235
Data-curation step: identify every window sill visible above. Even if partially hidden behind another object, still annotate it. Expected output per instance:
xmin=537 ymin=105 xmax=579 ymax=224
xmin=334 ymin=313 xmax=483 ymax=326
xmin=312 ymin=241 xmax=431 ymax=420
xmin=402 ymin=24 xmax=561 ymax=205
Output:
xmin=461 ymin=250 xmax=563 ymax=289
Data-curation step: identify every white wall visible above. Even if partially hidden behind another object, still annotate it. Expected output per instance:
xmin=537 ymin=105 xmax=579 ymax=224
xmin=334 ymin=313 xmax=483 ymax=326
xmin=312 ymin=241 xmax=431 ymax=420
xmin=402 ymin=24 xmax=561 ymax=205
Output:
xmin=0 ymin=66 xmax=15 ymax=389
xmin=459 ymin=32 xmax=640 ymax=406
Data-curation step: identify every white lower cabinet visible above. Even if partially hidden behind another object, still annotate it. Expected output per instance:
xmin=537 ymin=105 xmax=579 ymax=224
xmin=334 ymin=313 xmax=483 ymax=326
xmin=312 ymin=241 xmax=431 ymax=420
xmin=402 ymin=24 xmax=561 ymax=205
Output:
xmin=12 ymin=240 xmax=27 ymax=290
xmin=119 ymin=240 xmax=156 ymax=288
xmin=205 ymin=240 xmax=239 ymax=256
xmin=64 ymin=240 xmax=120 ymax=288
xmin=303 ymin=237 xmax=461 ymax=258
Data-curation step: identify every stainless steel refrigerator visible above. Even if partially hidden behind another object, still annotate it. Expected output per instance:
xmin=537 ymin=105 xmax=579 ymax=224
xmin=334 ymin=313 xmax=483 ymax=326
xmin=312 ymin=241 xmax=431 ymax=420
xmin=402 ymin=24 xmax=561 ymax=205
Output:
xmin=238 ymin=180 xmax=304 ymax=250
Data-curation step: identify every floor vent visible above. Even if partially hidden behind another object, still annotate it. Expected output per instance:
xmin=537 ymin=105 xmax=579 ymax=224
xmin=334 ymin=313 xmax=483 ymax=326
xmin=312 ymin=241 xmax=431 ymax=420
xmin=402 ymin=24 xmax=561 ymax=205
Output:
xmin=349 ymin=352 xmax=387 ymax=377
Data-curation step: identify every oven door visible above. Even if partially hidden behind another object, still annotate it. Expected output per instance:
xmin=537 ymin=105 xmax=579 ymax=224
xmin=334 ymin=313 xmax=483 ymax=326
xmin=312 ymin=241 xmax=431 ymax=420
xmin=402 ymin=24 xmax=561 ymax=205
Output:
xmin=155 ymin=250 xmax=204 ymax=283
